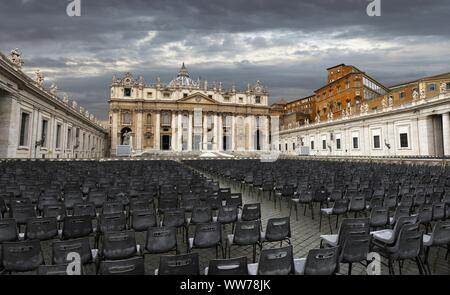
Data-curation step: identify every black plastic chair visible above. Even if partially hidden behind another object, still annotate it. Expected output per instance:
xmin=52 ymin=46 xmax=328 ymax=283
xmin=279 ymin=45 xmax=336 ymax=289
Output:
xmin=62 ymin=215 xmax=94 ymax=240
xmin=261 ymin=217 xmax=291 ymax=247
xmin=369 ymin=206 xmax=389 ymax=229
xmin=339 ymin=234 xmax=372 ymax=275
xmin=240 ymin=203 xmax=261 ymax=222
xmin=188 ymin=222 xmax=224 ymax=258
xmin=227 ymin=220 xmax=262 ymax=262
xmin=0 ymin=218 xmax=18 ymax=242
xmin=319 ymin=198 xmax=349 ymax=233
xmin=423 ymin=221 xmax=450 ymax=274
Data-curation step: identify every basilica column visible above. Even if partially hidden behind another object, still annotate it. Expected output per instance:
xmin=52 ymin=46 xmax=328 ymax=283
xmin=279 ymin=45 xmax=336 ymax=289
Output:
xmin=213 ymin=113 xmax=218 ymax=151
xmin=171 ymin=112 xmax=176 ymax=150
xmin=188 ymin=112 xmax=193 ymax=151
xmin=247 ymin=115 xmax=255 ymax=151
xmin=155 ymin=112 xmax=160 ymax=150
xmin=217 ymin=113 xmax=223 ymax=151
xmin=443 ymin=113 xmax=450 ymax=156
xmin=136 ymin=110 xmax=143 ymax=153
xmin=202 ymin=113 xmax=208 ymax=151
xmin=177 ymin=112 xmax=183 ymax=151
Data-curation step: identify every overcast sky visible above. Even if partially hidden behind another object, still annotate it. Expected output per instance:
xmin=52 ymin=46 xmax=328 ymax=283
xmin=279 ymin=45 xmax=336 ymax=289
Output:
xmin=1 ymin=0 xmax=449 ymax=120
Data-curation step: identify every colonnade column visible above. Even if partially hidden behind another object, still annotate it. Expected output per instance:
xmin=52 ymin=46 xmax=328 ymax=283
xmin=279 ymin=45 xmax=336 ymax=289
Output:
xmin=213 ymin=113 xmax=218 ymax=151
xmin=202 ymin=113 xmax=208 ymax=151
xmin=231 ymin=116 xmax=236 ymax=151
xmin=264 ymin=116 xmax=270 ymax=151
xmin=443 ymin=113 xmax=450 ymax=156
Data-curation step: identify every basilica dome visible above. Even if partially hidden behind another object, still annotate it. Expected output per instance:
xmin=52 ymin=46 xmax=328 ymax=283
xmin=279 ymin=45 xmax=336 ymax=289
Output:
xmin=168 ymin=63 xmax=199 ymax=88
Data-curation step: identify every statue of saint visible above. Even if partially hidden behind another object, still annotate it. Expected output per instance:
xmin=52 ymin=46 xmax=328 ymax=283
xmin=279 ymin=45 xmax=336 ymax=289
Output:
xmin=123 ymin=131 xmax=131 ymax=145
xmin=35 ymin=70 xmax=44 ymax=87
xmin=10 ymin=48 xmax=24 ymax=68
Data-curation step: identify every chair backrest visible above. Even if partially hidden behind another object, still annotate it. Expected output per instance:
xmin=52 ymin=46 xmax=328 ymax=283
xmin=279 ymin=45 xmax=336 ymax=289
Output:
xmin=369 ymin=206 xmax=389 ymax=227
xmin=0 ymin=218 xmax=18 ymax=242
xmin=392 ymin=206 xmax=411 ymax=224
xmin=257 ymin=245 xmax=294 ymax=275
xmin=102 ymin=201 xmax=124 ymax=215
xmin=349 ymin=196 xmax=365 ymax=211
xmin=193 ymin=222 xmax=221 ymax=248
xmin=62 ymin=215 xmax=93 ymax=239
xmin=99 ymin=212 xmax=126 ymax=233
xmin=304 ymin=247 xmax=339 ymax=275
xmin=391 ymin=215 xmax=418 ymax=244
xmin=37 ymin=264 xmax=70 ymax=275
xmin=162 ymin=208 xmax=186 ymax=228
xmin=158 ymin=253 xmax=200 ymax=275
xmin=432 ymin=203 xmax=446 ymax=221
xmin=99 ymin=257 xmax=145 ymax=275
xmin=26 ymin=217 xmax=58 ymax=241
xmin=73 ymin=202 xmax=96 ymax=217
xmin=241 ymin=203 xmax=261 ymax=221
xmin=340 ymin=234 xmax=371 ymax=263
xmin=145 ymin=226 xmax=177 ymax=254
xmin=233 ymin=220 xmax=261 ymax=245
xmin=429 ymin=221 xmax=450 ymax=246
xmin=208 ymin=257 xmax=248 ymax=275
xmin=191 ymin=206 xmax=212 ymax=224
xmin=2 ymin=240 xmax=43 ymax=272
xmin=418 ymin=204 xmax=433 ymax=224
xmin=226 ymin=193 xmax=243 ymax=208
xmin=395 ymin=224 xmax=423 ymax=260
xmin=218 ymin=205 xmax=238 ymax=224
xmin=332 ymin=199 xmax=349 ymax=214
xmin=102 ymin=230 xmax=137 ymax=260
xmin=52 ymin=237 xmax=93 ymax=265
xmin=88 ymin=191 xmax=107 ymax=208
xmin=265 ymin=217 xmax=291 ymax=241
xmin=132 ymin=209 xmax=157 ymax=232
xmin=336 ymin=218 xmax=370 ymax=245
xmin=43 ymin=202 xmax=66 ymax=219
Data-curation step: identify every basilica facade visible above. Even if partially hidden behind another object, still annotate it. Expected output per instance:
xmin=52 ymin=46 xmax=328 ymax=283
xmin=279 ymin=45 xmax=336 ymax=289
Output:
xmin=108 ymin=64 xmax=272 ymax=155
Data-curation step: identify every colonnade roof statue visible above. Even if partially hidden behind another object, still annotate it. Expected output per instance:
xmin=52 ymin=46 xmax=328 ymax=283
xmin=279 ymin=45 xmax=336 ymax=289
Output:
xmin=2 ymin=48 xmax=106 ymax=129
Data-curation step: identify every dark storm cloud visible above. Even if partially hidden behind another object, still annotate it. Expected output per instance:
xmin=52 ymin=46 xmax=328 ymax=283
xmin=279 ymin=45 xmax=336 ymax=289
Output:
xmin=0 ymin=0 xmax=449 ymax=119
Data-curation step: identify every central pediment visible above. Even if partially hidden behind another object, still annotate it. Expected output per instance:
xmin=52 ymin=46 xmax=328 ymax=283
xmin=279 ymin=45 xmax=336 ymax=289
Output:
xmin=177 ymin=92 xmax=219 ymax=105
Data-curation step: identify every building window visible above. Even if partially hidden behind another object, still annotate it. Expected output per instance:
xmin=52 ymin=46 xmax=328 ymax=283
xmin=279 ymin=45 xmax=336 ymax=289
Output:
xmin=239 ymin=97 xmax=243 ymax=103
xmin=428 ymin=84 xmax=436 ymax=92
xmin=224 ymin=96 xmax=230 ymax=102
xmin=183 ymin=93 xmax=188 ymax=98
xmin=67 ymin=128 xmax=72 ymax=149
xmin=353 ymin=137 xmax=359 ymax=149
xmin=146 ymin=114 xmax=152 ymax=125
xmin=310 ymin=140 xmax=315 ymax=150
xmin=41 ymin=119 xmax=48 ymax=148
xmin=322 ymin=139 xmax=327 ymax=150
xmin=285 ymin=143 xmax=288 ymax=151
xmin=163 ymin=93 xmax=170 ymax=98
xmin=124 ymin=88 xmax=131 ymax=97
xmin=400 ymin=92 xmax=406 ymax=99
xmin=255 ymin=96 xmax=261 ymax=104
xmin=56 ymin=124 xmax=62 ymax=149
xmin=19 ymin=112 xmax=30 ymax=147
xmin=373 ymin=135 xmax=381 ymax=149
xmin=279 ymin=144 xmax=281 ymax=151
xmin=446 ymin=83 xmax=450 ymax=90
xmin=162 ymin=112 xmax=170 ymax=126
xmin=336 ymin=138 xmax=341 ymax=150
xmin=123 ymin=112 xmax=131 ymax=125
xmin=147 ymin=92 xmax=153 ymax=98
xmin=400 ymin=133 xmax=409 ymax=148
xmin=292 ymin=143 xmax=295 ymax=150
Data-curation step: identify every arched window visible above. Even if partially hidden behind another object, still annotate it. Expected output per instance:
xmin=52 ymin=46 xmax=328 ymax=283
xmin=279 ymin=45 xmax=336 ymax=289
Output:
xmin=146 ymin=113 xmax=152 ymax=125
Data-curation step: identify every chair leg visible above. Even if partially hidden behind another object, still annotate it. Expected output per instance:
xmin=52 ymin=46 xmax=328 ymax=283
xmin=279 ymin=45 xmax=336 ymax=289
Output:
xmin=319 ymin=211 xmax=322 ymax=231
xmin=398 ymin=260 xmax=402 ymax=275
xmin=335 ymin=214 xmax=339 ymax=229
xmin=253 ymin=244 xmax=256 ymax=263
xmin=424 ymin=247 xmax=431 ymax=274
xmin=310 ymin=204 xmax=315 ymax=220
xmin=415 ymin=257 xmax=424 ymax=275
xmin=328 ymin=214 xmax=333 ymax=234
xmin=348 ymin=262 xmax=352 ymax=275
